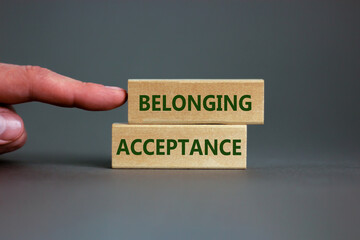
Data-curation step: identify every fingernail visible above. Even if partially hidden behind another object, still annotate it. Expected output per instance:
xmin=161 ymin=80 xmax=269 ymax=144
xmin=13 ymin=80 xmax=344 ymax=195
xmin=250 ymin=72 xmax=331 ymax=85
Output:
xmin=105 ymin=86 xmax=126 ymax=92
xmin=0 ymin=113 xmax=23 ymax=144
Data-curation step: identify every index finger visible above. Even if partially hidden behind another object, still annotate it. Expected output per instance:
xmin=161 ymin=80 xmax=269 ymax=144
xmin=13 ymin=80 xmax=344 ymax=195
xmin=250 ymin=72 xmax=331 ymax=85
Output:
xmin=0 ymin=63 xmax=127 ymax=110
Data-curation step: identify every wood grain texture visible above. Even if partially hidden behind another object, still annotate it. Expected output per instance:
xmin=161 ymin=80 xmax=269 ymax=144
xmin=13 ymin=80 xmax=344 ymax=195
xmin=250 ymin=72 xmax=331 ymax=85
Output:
xmin=112 ymin=124 xmax=247 ymax=169
xmin=128 ymin=79 xmax=264 ymax=124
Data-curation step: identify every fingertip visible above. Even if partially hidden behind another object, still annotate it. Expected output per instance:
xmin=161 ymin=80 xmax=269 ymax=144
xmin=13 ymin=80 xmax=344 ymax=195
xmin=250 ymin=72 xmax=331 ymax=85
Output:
xmin=0 ymin=130 xmax=27 ymax=154
xmin=0 ymin=109 xmax=26 ymax=154
xmin=111 ymin=87 xmax=128 ymax=106
xmin=73 ymin=84 xmax=127 ymax=111
xmin=0 ymin=112 xmax=25 ymax=144
xmin=101 ymin=86 xmax=128 ymax=110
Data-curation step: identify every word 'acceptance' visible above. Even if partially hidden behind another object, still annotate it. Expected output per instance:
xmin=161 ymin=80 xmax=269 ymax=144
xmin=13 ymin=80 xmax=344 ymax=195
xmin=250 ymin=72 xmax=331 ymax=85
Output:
xmin=116 ymin=138 xmax=242 ymax=156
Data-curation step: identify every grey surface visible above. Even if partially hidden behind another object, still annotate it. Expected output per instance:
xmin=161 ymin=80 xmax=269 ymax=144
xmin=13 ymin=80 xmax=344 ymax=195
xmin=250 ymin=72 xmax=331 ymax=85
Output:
xmin=1 ymin=153 xmax=360 ymax=240
xmin=1 ymin=0 xmax=360 ymax=239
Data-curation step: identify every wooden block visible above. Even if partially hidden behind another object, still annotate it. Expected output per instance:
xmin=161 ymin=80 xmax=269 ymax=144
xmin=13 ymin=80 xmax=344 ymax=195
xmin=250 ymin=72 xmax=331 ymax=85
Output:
xmin=112 ymin=124 xmax=247 ymax=169
xmin=128 ymin=79 xmax=264 ymax=124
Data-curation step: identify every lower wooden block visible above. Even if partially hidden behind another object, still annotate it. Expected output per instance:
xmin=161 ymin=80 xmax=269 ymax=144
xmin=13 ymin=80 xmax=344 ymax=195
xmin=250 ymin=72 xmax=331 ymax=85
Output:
xmin=112 ymin=124 xmax=247 ymax=169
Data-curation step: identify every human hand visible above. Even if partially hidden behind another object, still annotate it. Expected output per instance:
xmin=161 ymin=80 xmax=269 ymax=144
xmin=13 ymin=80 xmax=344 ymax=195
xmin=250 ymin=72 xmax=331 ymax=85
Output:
xmin=0 ymin=63 xmax=127 ymax=154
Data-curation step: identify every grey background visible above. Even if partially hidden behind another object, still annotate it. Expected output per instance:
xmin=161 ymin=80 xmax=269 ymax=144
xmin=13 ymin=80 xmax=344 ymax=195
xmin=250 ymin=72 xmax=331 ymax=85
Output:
xmin=1 ymin=0 xmax=360 ymax=239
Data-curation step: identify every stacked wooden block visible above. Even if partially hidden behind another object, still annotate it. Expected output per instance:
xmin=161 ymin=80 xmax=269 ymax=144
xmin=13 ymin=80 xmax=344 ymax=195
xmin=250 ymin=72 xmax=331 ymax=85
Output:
xmin=112 ymin=80 xmax=264 ymax=169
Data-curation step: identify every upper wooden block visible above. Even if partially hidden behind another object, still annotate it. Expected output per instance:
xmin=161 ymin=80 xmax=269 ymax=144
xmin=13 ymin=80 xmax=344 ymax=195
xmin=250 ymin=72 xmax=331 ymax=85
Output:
xmin=128 ymin=79 xmax=264 ymax=124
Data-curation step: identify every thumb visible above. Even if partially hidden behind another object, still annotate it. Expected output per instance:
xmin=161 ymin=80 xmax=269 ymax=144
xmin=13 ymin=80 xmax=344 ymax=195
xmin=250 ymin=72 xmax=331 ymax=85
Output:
xmin=0 ymin=106 xmax=27 ymax=154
